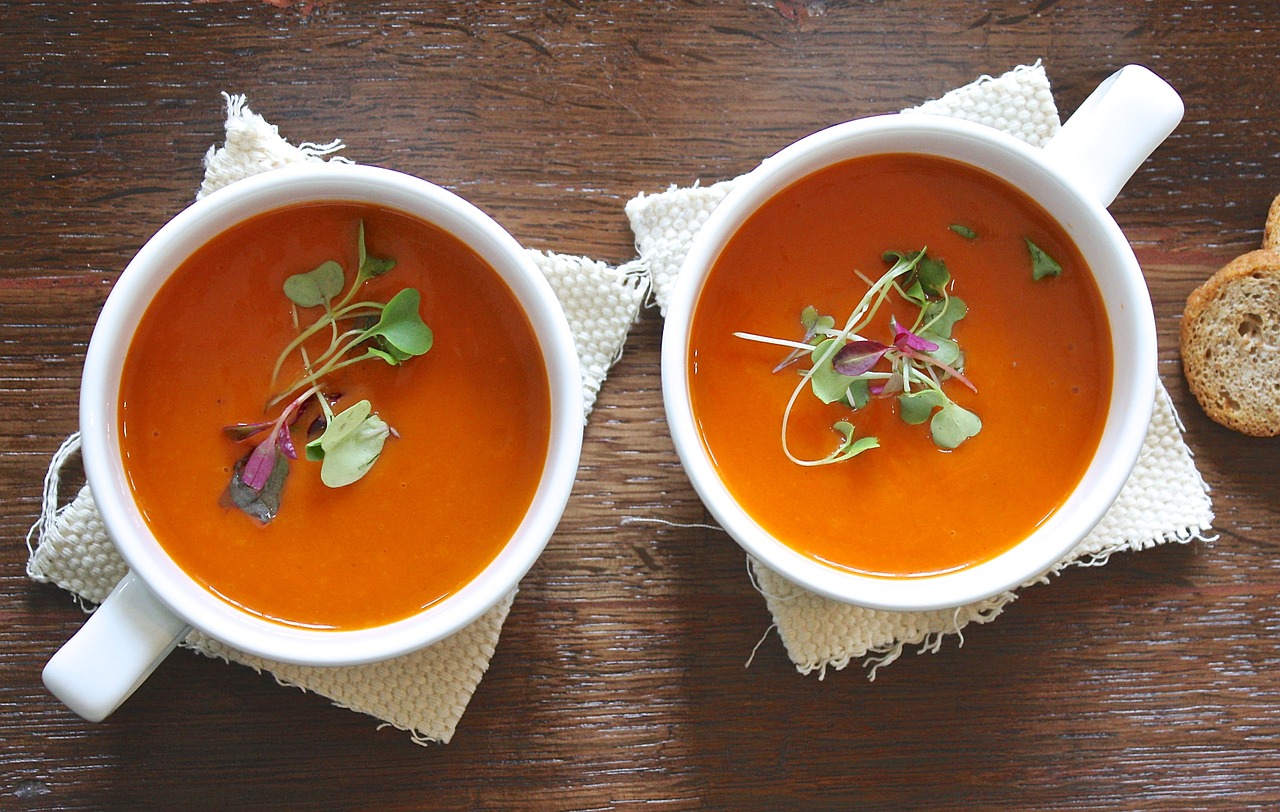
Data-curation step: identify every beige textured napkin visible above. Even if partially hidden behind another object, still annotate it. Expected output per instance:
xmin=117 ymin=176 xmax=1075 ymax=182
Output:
xmin=28 ymin=94 xmax=648 ymax=743
xmin=625 ymin=64 xmax=1216 ymax=677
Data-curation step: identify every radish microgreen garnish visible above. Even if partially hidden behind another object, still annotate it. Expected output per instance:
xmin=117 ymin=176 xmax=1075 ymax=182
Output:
xmin=733 ymin=247 xmax=981 ymax=466
xmin=221 ymin=221 xmax=432 ymax=523
xmin=1026 ymin=237 xmax=1062 ymax=280
xmin=949 ymin=224 xmax=978 ymax=239
xmin=303 ymin=398 xmax=392 ymax=488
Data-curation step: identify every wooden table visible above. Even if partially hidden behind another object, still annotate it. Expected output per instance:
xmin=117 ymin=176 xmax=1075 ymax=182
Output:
xmin=3 ymin=2 xmax=1278 ymax=808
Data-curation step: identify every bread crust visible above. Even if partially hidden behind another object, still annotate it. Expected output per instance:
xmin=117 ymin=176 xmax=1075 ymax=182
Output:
xmin=1265 ymin=191 xmax=1280 ymax=252
xmin=1180 ymin=247 xmax=1280 ymax=436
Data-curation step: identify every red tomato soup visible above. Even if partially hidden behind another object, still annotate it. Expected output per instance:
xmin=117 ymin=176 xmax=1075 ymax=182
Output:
xmin=119 ymin=203 xmax=551 ymax=629
xmin=688 ymin=154 xmax=1113 ymax=578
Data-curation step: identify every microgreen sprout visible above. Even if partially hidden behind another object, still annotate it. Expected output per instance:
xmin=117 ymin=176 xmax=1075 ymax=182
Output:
xmin=222 ymin=221 xmax=432 ymax=523
xmin=1025 ymin=237 xmax=1062 ymax=280
xmin=733 ymin=248 xmax=981 ymax=466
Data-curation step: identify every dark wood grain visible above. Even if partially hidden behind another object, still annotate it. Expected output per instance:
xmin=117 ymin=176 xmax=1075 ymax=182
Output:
xmin=4 ymin=1 xmax=1280 ymax=809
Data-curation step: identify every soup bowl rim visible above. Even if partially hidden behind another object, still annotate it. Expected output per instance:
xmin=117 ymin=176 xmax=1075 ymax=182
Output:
xmin=661 ymin=113 xmax=1156 ymax=612
xmin=80 ymin=162 xmax=584 ymax=665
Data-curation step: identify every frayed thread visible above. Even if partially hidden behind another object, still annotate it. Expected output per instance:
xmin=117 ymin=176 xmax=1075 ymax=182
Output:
xmin=26 ymin=432 xmax=83 ymax=580
xmin=744 ymin=623 xmax=777 ymax=669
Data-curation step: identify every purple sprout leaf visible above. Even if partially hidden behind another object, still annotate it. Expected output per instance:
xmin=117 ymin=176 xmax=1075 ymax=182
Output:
xmin=241 ymin=436 xmax=281 ymax=492
xmin=223 ymin=446 xmax=289 ymax=523
xmin=891 ymin=316 xmax=939 ymax=354
xmin=832 ymin=339 xmax=890 ymax=377
xmin=276 ymin=421 xmax=298 ymax=460
xmin=223 ymin=421 xmax=275 ymax=442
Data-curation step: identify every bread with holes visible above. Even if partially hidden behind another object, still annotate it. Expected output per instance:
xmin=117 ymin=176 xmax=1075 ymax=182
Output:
xmin=1180 ymin=248 xmax=1280 ymax=436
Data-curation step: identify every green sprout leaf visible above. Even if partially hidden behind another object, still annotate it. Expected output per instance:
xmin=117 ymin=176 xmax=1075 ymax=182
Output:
xmin=808 ymin=339 xmax=862 ymax=405
xmin=949 ymin=224 xmax=977 ymax=239
xmin=364 ymin=289 xmax=433 ymax=360
xmin=367 ymin=346 xmax=408 ymax=365
xmin=930 ymin=402 xmax=982 ymax=449
xmin=923 ymin=336 xmax=962 ymax=367
xmin=828 ymin=420 xmax=879 ymax=463
xmin=921 ymin=296 xmax=968 ymax=340
xmin=305 ymin=399 xmax=393 ymax=487
xmin=283 ymin=260 xmax=346 ymax=308
xmin=307 ymin=399 xmax=372 ymax=457
xmin=893 ymin=251 xmax=949 ymax=305
xmin=1026 ymin=237 xmax=1062 ymax=280
xmin=319 ymin=411 xmax=391 ymax=488
xmin=898 ymin=389 xmax=948 ymax=425
xmin=800 ymin=306 xmax=835 ymax=341
xmin=915 ymin=255 xmax=950 ymax=298
xmin=357 ymin=221 xmax=396 ymax=279
xmin=843 ymin=378 xmax=871 ymax=409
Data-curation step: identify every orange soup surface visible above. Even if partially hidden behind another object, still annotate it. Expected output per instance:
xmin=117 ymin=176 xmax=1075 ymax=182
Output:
xmin=120 ymin=202 xmax=551 ymax=629
xmin=688 ymin=154 xmax=1113 ymax=578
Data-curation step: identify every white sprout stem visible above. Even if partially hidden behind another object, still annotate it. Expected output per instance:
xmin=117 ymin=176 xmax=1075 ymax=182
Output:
xmin=780 ymin=338 xmax=853 ymax=467
xmin=842 ymin=371 xmax=893 ymax=380
xmin=270 ymin=329 xmax=372 ymax=409
xmin=841 ymin=254 xmax=921 ymax=339
xmin=732 ymin=332 xmax=815 ymax=352
xmin=903 ymin=362 xmax=950 ymax=395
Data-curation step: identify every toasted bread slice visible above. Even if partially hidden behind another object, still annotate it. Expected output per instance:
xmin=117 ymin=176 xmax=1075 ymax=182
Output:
xmin=1181 ymin=248 xmax=1280 ymax=436
xmin=1265 ymin=193 xmax=1280 ymax=252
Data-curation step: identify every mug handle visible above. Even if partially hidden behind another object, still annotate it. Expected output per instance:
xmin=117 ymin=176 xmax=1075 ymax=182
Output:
xmin=1040 ymin=64 xmax=1184 ymax=208
xmin=43 ymin=572 xmax=192 ymax=722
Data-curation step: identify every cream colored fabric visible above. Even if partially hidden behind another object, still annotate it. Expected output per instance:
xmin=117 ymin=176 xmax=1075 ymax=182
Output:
xmin=28 ymin=94 xmax=647 ymax=744
xmin=626 ymin=64 xmax=1215 ymax=677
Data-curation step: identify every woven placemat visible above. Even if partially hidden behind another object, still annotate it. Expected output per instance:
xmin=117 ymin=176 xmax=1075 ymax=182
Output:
xmin=28 ymin=94 xmax=648 ymax=743
xmin=625 ymin=63 xmax=1215 ymax=677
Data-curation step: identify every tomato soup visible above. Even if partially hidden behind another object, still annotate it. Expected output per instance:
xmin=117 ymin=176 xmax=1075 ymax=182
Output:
xmin=688 ymin=154 xmax=1113 ymax=577
xmin=119 ymin=202 xmax=551 ymax=629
